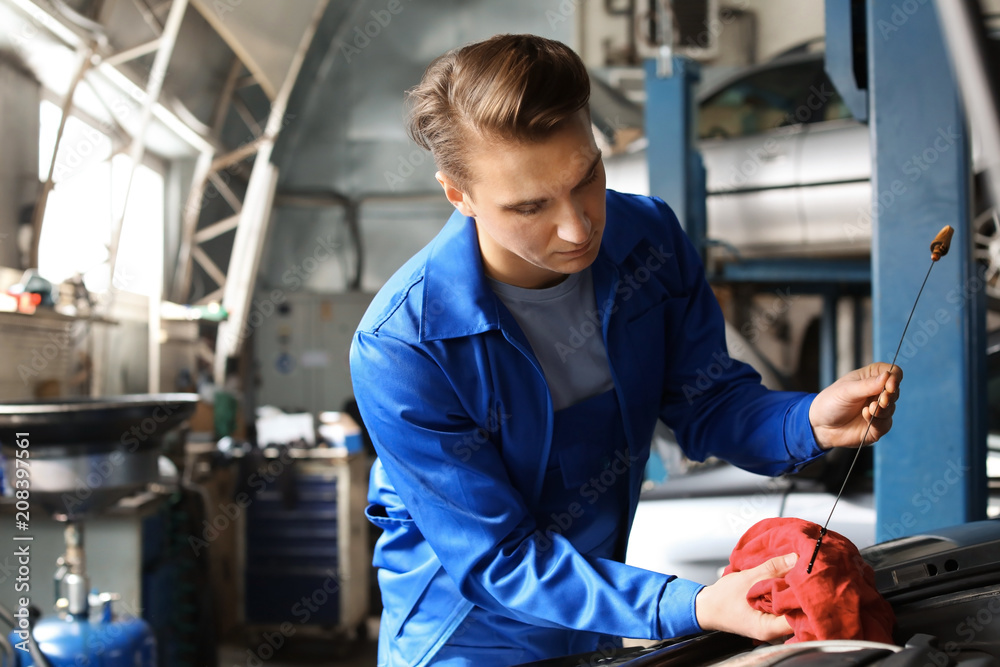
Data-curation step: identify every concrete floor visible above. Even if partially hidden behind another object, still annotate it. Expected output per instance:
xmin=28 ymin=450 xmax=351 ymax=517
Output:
xmin=217 ymin=618 xmax=380 ymax=666
xmin=218 ymin=636 xmax=378 ymax=667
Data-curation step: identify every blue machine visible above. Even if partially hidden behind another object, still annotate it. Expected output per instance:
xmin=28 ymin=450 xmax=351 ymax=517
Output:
xmin=7 ymin=603 xmax=155 ymax=667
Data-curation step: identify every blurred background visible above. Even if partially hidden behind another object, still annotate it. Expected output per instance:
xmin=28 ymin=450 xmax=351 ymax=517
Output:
xmin=1 ymin=1 xmax=999 ymax=665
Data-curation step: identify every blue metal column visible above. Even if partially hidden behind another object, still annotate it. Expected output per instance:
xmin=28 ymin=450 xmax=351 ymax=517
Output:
xmin=644 ymin=57 xmax=707 ymax=259
xmin=825 ymin=0 xmax=869 ymax=124
xmin=820 ymin=291 xmax=838 ymax=391
xmin=868 ymin=0 xmax=987 ymax=540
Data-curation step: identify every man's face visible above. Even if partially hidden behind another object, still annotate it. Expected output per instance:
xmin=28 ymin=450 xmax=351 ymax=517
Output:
xmin=437 ymin=110 xmax=607 ymax=289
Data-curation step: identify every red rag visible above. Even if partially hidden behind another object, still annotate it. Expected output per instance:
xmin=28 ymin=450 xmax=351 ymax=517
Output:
xmin=723 ymin=517 xmax=895 ymax=644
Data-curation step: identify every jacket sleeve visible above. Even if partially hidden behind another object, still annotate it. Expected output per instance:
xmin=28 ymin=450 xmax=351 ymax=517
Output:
xmin=351 ymin=328 xmax=705 ymax=641
xmin=652 ymin=199 xmax=825 ymax=475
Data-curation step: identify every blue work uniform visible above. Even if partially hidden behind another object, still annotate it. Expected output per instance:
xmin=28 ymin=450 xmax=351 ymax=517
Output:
xmin=350 ymin=190 xmax=825 ymax=666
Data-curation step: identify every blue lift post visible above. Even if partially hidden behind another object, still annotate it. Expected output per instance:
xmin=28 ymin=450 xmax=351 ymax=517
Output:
xmin=646 ymin=50 xmax=870 ymax=392
xmin=867 ymin=0 xmax=987 ymax=540
xmin=644 ymin=56 xmax=707 ymax=258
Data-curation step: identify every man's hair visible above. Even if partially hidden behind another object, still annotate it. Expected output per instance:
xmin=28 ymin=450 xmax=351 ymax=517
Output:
xmin=405 ymin=34 xmax=590 ymax=189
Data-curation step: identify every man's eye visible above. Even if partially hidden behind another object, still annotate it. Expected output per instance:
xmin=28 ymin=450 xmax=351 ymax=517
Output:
xmin=515 ymin=206 xmax=541 ymax=217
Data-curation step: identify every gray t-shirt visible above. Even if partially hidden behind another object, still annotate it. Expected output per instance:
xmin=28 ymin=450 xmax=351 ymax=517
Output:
xmin=489 ymin=269 xmax=614 ymax=411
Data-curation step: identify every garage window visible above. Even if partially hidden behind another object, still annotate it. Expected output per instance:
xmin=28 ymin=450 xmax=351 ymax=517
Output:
xmin=37 ymin=99 xmax=164 ymax=296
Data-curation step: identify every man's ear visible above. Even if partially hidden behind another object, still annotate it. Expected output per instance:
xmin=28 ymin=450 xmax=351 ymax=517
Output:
xmin=436 ymin=171 xmax=476 ymax=218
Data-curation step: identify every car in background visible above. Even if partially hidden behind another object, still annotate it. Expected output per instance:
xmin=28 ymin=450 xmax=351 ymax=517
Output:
xmin=604 ymin=48 xmax=872 ymax=259
xmin=602 ymin=47 xmax=1000 ymax=296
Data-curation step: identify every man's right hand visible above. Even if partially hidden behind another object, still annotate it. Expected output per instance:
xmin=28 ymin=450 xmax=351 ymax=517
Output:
xmin=694 ymin=552 xmax=798 ymax=642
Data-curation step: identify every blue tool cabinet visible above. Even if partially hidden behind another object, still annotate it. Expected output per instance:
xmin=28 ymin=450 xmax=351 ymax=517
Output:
xmin=242 ymin=451 xmax=369 ymax=637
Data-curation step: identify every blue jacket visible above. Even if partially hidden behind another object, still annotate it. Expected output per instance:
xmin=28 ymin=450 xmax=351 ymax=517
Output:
xmin=350 ymin=190 xmax=824 ymax=666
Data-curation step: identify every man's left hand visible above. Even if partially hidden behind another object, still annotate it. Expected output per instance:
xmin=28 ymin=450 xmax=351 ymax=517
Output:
xmin=809 ymin=362 xmax=903 ymax=450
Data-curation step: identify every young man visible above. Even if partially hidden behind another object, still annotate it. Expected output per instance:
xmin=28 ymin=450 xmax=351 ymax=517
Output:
xmin=350 ymin=34 xmax=902 ymax=667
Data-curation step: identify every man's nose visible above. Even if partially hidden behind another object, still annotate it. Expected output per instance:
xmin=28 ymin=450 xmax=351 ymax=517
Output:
xmin=557 ymin=201 xmax=591 ymax=244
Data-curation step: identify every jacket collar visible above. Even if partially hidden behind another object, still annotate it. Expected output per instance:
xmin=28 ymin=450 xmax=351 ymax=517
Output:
xmin=419 ymin=191 xmax=645 ymax=342
xmin=419 ymin=210 xmax=500 ymax=342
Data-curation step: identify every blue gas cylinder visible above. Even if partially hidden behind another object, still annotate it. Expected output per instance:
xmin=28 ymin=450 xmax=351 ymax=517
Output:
xmin=6 ymin=613 xmax=155 ymax=667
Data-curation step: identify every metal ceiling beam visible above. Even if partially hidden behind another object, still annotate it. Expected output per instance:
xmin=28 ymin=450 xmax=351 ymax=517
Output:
xmin=106 ymin=0 xmax=188 ymax=285
xmin=102 ymin=37 xmax=162 ymax=66
xmin=6 ymin=0 xmax=212 ymax=153
xmin=212 ymin=0 xmax=330 ymax=385
xmin=193 ymin=213 xmax=240 ymax=243
xmin=207 ymin=172 xmax=243 ymax=213
xmin=188 ymin=0 xmax=276 ymax=99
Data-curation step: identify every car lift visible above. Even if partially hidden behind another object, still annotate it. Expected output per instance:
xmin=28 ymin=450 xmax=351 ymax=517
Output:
xmin=645 ymin=0 xmax=989 ymax=538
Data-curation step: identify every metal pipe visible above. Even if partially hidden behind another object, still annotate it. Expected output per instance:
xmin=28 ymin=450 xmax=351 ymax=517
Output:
xmin=64 ymin=522 xmax=84 ymax=574
xmin=106 ymin=0 xmax=189 ymax=286
xmin=130 ymin=0 xmax=164 ymax=35
xmin=101 ymin=0 xmax=188 ymax=395
xmin=933 ymin=0 xmax=1000 ymax=211
xmin=171 ymin=149 xmax=214 ymax=302
xmin=820 ymin=291 xmax=837 ymax=390
xmin=48 ymin=0 xmax=109 ymax=40
xmin=102 ymin=38 xmax=162 ymax=67
xmin=63 ymin=522 xmax=89 ymax=616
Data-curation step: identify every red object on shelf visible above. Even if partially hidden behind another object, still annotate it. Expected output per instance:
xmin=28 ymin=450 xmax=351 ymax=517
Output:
xmin=14 ymin=291 xmax=42 ymax=314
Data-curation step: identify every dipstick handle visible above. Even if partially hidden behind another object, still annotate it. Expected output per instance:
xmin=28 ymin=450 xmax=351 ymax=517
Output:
xmin=930 ymin=225 xmax=954 ymax=261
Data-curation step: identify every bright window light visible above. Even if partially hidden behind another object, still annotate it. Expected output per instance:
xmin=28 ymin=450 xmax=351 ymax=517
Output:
xmin=37 ymin=101 xmax=164 ymax=297
xmin=38 ymin=100 xmax=113 ymax=182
